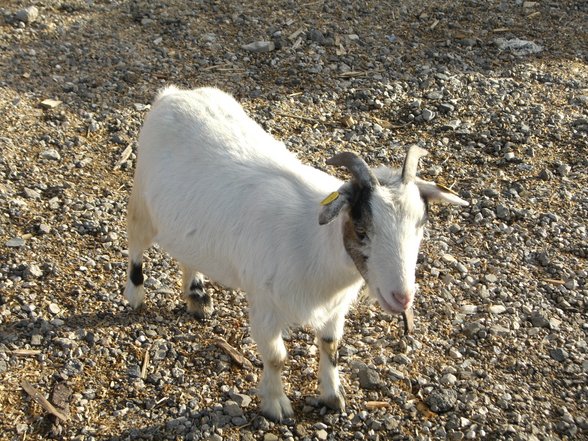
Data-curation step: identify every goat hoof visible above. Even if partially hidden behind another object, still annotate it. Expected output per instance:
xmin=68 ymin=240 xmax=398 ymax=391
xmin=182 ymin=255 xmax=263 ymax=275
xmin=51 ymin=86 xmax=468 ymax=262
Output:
xmin=186 ymin=292 xmax=214 ymax=320
xmin=124 ymin=282 xmax=145 ymax=309
xmin=319 ymin=392 xmax=346 ymax=411
xmin=261 ymin=395 xmax=294 ymax=422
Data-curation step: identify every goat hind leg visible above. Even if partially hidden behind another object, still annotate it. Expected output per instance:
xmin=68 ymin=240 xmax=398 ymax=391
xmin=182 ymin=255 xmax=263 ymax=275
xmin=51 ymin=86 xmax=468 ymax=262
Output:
xmin=124 ymin=188 xmax=155 ymax=309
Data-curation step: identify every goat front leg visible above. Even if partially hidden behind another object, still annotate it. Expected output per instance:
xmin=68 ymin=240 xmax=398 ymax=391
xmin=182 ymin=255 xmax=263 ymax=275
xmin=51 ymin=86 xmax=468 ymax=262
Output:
xmin=316 ymin=314 xmax=346 ymax=411
xmin=250 ymin=308 xmax=293 ymax=422
xmin=180 ymin=264 xmax=213 ymax=319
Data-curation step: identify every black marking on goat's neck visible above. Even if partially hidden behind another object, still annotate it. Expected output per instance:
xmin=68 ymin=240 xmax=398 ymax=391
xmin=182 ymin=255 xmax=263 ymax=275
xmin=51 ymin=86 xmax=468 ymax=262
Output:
xmin=130 ymin=262 xmax=144 ymax=286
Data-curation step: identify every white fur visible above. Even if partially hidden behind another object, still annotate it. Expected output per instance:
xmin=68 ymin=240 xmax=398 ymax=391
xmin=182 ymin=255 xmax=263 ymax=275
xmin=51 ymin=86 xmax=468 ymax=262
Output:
xmin=125 ymin=86 xmax=467 ymax=420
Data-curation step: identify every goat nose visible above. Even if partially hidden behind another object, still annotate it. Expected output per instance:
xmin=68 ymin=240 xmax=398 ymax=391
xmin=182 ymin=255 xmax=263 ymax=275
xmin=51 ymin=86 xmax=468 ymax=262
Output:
xmin=393 ymin=292 xmax=413 ymax=309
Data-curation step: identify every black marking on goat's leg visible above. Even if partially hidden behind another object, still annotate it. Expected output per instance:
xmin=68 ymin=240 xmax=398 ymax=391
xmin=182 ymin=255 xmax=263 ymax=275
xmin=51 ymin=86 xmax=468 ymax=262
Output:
xmin=130 ymin=261 xmax=144 ymax=286
xmin=321 ymin=337 xmax=339 ymax=367
xmin=186 ymin=276 xmax=213 ymax=320
xmin=189 ymin=278 xmax=204 ymax=292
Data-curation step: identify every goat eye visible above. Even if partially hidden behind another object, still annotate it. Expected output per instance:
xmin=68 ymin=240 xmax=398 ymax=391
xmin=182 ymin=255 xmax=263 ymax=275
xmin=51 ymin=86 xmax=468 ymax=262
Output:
xmin=354 ymin=227 xmax=367 ymax=241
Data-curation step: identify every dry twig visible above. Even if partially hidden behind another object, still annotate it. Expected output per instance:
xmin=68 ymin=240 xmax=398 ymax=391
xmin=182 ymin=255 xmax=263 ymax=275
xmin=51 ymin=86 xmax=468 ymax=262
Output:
xmin=21 ymin=380 xmax=69 ymax=422
xmin=213 ymin=338 xmax=253 ymax=369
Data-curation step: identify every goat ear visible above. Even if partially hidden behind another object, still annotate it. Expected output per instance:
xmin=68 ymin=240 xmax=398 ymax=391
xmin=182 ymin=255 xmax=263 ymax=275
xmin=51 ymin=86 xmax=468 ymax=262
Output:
xmin=319 ymin=190 xmax=349 ymax=225
xmin=416 ymin=179 xmax=469 ymax=206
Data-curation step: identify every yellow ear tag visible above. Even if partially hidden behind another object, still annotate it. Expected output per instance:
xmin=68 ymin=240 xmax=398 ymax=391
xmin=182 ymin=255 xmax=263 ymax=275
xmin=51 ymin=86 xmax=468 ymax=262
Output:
xmin=436 ymin=183 xmax=458 ymax=195
xmin=320 ymin=191 xmax=340 ymax=206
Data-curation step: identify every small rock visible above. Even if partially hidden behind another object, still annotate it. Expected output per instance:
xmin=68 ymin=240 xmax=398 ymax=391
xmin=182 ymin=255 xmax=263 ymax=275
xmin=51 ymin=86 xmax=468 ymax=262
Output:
xmin=263 ymin=434 xmax=279 ymax=441
xmin=427 ymin=91 xmax=443 ymax=100
xmin=463 ymin=321 xmax=483 ymax=338
xmin=316 ymin=429 xmax=328 ymax=440
xmin=489 ymin=305 xmax=506 ymax=314
xmin=564 ymin=279 xmax=578 ymax=290
xmin=309 ymin=29 xmax=325 ymax=44
xmin=40 ymin=149 xmax=61 ymax=161
xmin=461 ymin=305 xmax=478 ymax=314
xmin=31 ymin=335 xmax=43 ymax=346
xmin=393 ymin=354 xmax=411 ymax=365
xmin=495 ymin=38 xmax=543 ymax=56
xmin=422 ymin=109 xmax=435 ymax=121
xmin=530 ymin=312 xmax=550 ymax=328
xmin=538 ymin=168 xmax=553 ymax=180
xmin=427 ymin=388 xmax=458 ymax=413
xmin=496 ymin=205 xmax=510 ymax=220
xmin=490 ymin=324 xmax=510 ymax=336
xmin=16 ymin=423 xmax=28 ymax=434
xmin=440 ymin=373 xmax=457 ymax=385
xmin=6 ymin=237 xmax=25 ymax=248
xmin=40 ymin=99 xmax=62 ymax=109
xmin=223 ymin=400 xmax=243 ymax=417
xmin=25 ymin=264 xmax=43 ymax=278
xmin=242 ymin=41 xmax=275 ymax=52
xmin=15 ymin=6 xmax=39 ymax=24
xmin=23 ymin=187 xmax=41 ymax=199
xmin=38 ymin=223 xmax=52 ymax=235
xmin=557 ymin=164 xmax=571 ymax=176
xmin=449 ymin=347 xmax=463 ymax=359
xmin=228 ymin=391 xmax=252 ymax=408
xmin=49 ymin=303 xmax=61 ymax=315
xmin=549 ymin=348 xmax=568 ymax=362
xmin=504 ymin=152 xmax=515 ymax=161
xmin=358 ymin=366 xmax=382 ymax=389
xmin=127 ymin=364 xmax=141 ymax=378
xmin=439 ymin=102 xmax=455 ymax=113
xmin=484 ymin=274 xmax=498 ymax=283
xmin=442 ymin=119 xmax=461 ymax=130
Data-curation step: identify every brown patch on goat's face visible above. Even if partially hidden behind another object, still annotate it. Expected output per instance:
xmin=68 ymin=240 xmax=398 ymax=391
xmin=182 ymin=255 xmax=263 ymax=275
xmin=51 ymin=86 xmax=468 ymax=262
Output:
xmin=342 ymin=208 xmax=372 ymax=280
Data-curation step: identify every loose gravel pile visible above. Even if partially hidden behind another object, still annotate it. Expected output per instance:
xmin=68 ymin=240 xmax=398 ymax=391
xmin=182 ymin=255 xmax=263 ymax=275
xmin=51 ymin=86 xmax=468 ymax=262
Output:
xmin=1 ymin=1 xmax=586 ymax=440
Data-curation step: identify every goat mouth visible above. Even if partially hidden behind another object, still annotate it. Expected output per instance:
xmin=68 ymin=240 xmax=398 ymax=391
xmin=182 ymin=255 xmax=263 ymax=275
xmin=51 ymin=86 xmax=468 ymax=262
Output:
xmin=375 ymin=288 xmax=404 ymax=314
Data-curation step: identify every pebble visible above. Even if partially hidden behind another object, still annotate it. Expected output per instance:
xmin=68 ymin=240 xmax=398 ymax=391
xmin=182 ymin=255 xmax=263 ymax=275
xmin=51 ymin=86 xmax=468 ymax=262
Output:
xmin=461 ymin=305 xmax=478 ymax=314
xmin=489 ymin=305 xmax=506 ymax=314
xmin=15 ymin=6 xmax=39 ymax=24
xmin=49 ymin=303 xmax=61 ymax=315
xmin=427 ymin=388 xmax=458 ymax=413
xmin=440 ymin=373 xmax=457 ymax=385
xmin=422 ymin=109 xmax=435 ymax=121
xmin=242 ymin=41 xmax=275 ymax=52
xmin=442 ymin=119 xmax=461 ymax=130
xmin=484 ymin=274 xmax=498 ymax=283
xmin=358 ymin=366 xmax=382 ymax=389
xmin=40 ymin=149 xmax=61 ymax=160
xmin=25 ymin=264 xmax=43 ymax=278
xmin=40 ymin=99 xmax=62 ymax=109
xmin=38 ymin=223 xmax=52 ymax=234
xmin=223 ymin=400 xmax=243 ymax=417
xmin=23 ymin=187 xmax=41 ymax=199
xmin=557 ymin=164 xmax=571 ymax=176
xmin=530 ymin=312 xmax=550 ymax=328
xmin=6 ymin=237 xmax=25 ymax=248
xmin=316 ymin=429 xmax=328 ymax=440
xmin=549 ymin=348 xmax=568 ymax=362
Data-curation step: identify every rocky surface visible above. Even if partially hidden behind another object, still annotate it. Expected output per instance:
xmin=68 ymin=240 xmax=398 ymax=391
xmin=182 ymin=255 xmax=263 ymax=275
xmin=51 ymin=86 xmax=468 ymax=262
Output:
xmin=0 ymin=0 xmax=586 ymax=440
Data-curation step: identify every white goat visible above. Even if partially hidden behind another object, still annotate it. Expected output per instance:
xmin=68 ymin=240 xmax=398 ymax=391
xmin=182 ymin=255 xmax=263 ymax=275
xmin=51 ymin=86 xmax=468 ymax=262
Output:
xmin=124 ymin=86 xmax=468 ymax=421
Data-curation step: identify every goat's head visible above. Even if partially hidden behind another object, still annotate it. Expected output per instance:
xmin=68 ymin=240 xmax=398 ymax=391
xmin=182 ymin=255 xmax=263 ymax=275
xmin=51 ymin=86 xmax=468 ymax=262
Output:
xmin=319 ymin=146 xmax=468 ymax=314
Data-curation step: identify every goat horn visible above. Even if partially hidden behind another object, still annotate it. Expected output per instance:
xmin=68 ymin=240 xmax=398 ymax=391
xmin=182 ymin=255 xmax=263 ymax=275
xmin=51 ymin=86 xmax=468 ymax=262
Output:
xmin=402 ymin=145 xmax=428 ymax=183
xmin=326 ymin=152 xmax=378 ymax=189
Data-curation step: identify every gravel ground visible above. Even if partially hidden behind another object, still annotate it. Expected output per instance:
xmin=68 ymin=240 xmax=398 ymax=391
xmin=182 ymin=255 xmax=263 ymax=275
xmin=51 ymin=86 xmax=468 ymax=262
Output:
xmin=1 ymin=1 xmax=587 ymax=440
